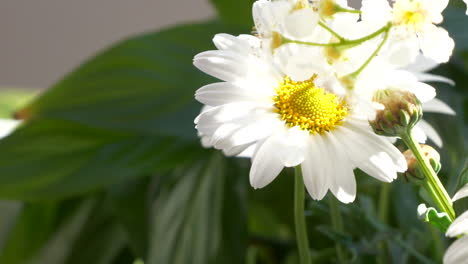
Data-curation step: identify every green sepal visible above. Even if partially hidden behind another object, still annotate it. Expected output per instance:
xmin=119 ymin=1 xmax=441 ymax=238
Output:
xmin=417 ymin=204 xmax=452 ymax=233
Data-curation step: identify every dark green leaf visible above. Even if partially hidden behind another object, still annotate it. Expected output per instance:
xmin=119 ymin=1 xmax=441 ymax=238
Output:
xmin=210 ymin=0 xmax=255 ymax=29
xmin=108 ymin=177 xmax=152 ymax=258
xmin=0 ymin=21 xmax=234 ymax=200
xmin=147 ymin=153 xmax=247 ymax=264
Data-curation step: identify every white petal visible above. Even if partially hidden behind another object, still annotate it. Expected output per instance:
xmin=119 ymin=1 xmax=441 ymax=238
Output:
xmin=195 ymin=82 xmax=267 ymax=106
xmin=302 ymin=136 xmax=330 ymax=201
xmin=412 ymin=125 xmax=428 ymax=144
xmin=284 ymin=8 xmax=319 ymax=38
xmin=413 ymin=73 xmax=455 ymax=86
xmin=465 ymin=0 xmax=468 ymax=15
xmin=384 ymin=34 xmax=420 ymax=66
xmin=361 ymin=0 xmax=392 ymax=28
xmin=404 ymin=54 xmax=440 ymax=73
xmin=252 ymin=0 xmax=291 ymax=37
xmin=408 ymin=82 xmax=436 ymax=103
xmin=277 ymin=126 xmax=307 ymax=167
xmin=214 ymin=113 xmax=282 ymax=150
xmin=453 ymin=183 xmax=468 ymax=202
xmin=335 ymin=126 xmax=397 ymax=182
xmin=427 ymin=0 xmax=449 ymax=23
xmin=423 ymin=98 xmax=456 ymax=115
xmin=417 ymin=120 xmax=443 ymax=147
xmin=0 ymin=119 xmax=20 ymax=139
xmin=213 ymin=34 xmax=251 ymax=52
xmin=347 ymin=118 xmax=408 ymax=172
xmin=443 ymin=236 xmax=468 ymax=264
xmin=446 ymin=211 xmax=468 ymax=237
xmin=420 ymin=26 xmax=455 ymax=63
xmin=325 ymin=133 xmax=356 ymax=204
xmin=249 ymin=137 xmax=284 ymax=189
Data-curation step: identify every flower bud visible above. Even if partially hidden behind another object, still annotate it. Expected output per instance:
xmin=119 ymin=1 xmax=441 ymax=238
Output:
xmin=318 ymin=0 xmax=340 ymax=17
xmin=402 ymin=144 xmax=441 ymax=182
xmin=370 ymin=89 xmax=422 ymax=137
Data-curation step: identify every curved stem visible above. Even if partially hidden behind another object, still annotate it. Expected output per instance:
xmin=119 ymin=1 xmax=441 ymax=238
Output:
xmin=318 ymin=21 xmax=345 ymax=41
xmin=329 ymin=197 xmax=346 ymax=263
xmin=282 ymin=23 xmax=392 ymax=49
xmin=349 ymin=28 xmax=390 ymax=78
xmin=294 ymin=166 xmax=312 ymax=264
xmin=401 ymin=131 xmax=456 ymax=221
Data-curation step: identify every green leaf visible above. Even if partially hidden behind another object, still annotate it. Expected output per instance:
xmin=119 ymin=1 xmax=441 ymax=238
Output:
xmin=147 ymin=153 xmax=247 ymax=264
xmin=0 ymin=119 xmax=199 ymax=200
xmin=443 ymin=8 xmax=468 ymax=52
xmin=417 ymin=204 xmax=451 ymax=233
xmin=0 ymin=199 xmax=94 ymax=264
xmin=210 ymin=0 xmax=255 ymax=29
xmin=0 ymin=21 xmax=233 ymax=200
xmin=108 ymin=177 xmax=152 ymax=258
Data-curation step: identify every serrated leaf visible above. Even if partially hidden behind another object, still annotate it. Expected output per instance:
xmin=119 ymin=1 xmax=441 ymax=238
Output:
xmin=417 ymin=204 xmax=452 ymax=233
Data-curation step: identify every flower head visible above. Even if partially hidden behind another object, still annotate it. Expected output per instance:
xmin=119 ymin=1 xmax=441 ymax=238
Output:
xmin=194 ymin=34 xmax=406 ymax=203
xmin=361 ymin=0 xmax=454 ymax=65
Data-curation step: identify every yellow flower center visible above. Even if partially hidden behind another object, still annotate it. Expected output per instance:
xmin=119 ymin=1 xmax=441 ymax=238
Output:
xmin=273 ymin=76 xmax=348 ymax=134
xmin=393 ymin=1 xmax=428 ymax=31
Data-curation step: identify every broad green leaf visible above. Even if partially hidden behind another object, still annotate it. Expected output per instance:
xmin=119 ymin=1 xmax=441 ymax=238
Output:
xmin=443 ymin=8 xmax=468 ymax=52
xmin=19 ymin=22 xmax=232 ymax=140
xmin=210 ymin=0 xmax=255 ymax=29
xmin=147 ymin=153 xmax=247 ymax=264
xmin=0 ymin=199 xmax=92 ymax=264
xmin=0 ymin=21 xmax=234 ymax=200
xmin=108 ymin=177 xmax=152 ymax=258
xmin=0 ymin=119 xmax=199 ymax=200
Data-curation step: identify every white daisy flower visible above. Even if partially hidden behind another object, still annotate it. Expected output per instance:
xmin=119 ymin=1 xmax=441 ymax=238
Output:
xmin=361 ymin=0 xmax=454 ymax=65
xmin=193 ymin=34 xmax=406 ymax=203
xmin=444 ymin=184 xmax=468 ymax=264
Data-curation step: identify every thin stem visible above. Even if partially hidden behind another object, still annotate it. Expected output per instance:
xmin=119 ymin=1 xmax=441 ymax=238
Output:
xmin=318 ymin=21 xmax=345 ymax=41
xmin=282 ymin=23 xmax=392 ymax=49
xmin=329 ymin=197 xmax=346 ymax=263
xmin=401 ymin=131 xmax=456 ymax=221
xmin=349 ymin=27 xmax=390 ymax=78
xmin=377 ymin=183 xmax=391 ymax=264
xmin=294 ymin=166 xmax=312 ymax=264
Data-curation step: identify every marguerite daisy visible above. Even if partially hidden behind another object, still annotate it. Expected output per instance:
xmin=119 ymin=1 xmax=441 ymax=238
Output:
xmin=193 ymin=34 xmax=406 ymax=203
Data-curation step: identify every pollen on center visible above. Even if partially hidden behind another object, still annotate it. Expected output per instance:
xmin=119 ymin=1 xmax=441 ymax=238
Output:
xmin=273 ymin=76 xmax=348 ymax=134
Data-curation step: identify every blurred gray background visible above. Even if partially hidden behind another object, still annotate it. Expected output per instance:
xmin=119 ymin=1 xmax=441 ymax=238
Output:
xmin=0 ymin=0 xmax=359 ymax=89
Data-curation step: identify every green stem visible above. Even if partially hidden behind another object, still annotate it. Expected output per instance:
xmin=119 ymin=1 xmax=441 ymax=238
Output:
xmin=401 ymin=131 xmax=456 ymax=221
xmin=318 ymin=21 xmax=345 ymax=41
xmin=294 ymin=166 xmax=312 ymax=264
xmin=329 ymin=197 xmax=346 ymax=263
xmin=348 ymin=27 xmax=390 ymax=78
xmin=377 ymin=183 xmax=391 ymax=264
xmin=282 ymin=23 xmax=392 ymax=49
